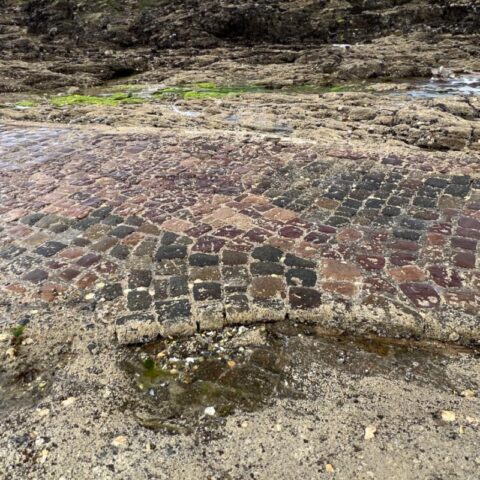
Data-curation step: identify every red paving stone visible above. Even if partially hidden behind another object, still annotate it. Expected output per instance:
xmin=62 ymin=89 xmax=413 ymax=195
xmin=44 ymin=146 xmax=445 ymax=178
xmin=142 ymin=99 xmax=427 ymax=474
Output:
xmin=0 ymin=125 xmax=479 ymax=342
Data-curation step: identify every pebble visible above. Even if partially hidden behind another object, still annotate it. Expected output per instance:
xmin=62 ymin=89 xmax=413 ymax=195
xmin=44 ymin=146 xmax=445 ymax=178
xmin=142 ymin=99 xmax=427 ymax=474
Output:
xmin=111 ymin=435 xmax=128 ymax=447
xmin=441 ymin=410 xmax=456 ymax=422
xmin=204 ymin=406 xmax=216 ymax=416
xmin=364 ymin=425 xmax=376 ymax=440
xmin=326 ymin=464 xmax=335 ymax=473
xmin=62 ymin=397 xmax=76 ymax=407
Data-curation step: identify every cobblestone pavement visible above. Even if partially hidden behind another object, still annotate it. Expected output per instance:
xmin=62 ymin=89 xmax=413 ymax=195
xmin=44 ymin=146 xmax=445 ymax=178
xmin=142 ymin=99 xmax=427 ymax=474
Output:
xmin=1 ymin=124 xmax=479 ymax=344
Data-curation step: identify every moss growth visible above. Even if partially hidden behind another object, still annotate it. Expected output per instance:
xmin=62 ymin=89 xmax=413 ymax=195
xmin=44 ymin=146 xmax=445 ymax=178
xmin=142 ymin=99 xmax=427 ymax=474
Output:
xmin=15 ymin=100 xmax=37 ymax=107
xmin=51 ymin=93 xmax=144 ymax=107
xmin=154 ymin=83 xmax=268 ymax=100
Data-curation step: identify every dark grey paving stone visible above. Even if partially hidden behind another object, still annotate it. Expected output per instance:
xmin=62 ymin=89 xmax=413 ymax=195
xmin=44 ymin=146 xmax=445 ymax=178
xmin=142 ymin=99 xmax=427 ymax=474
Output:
xmin=169 ymin=275 xmax=189 ymax=297
xmin=129 ymin=270 xmax=152 ymax=288
xmin=35 ymin=241 xmax=67 ymax=257
xmin=0 ymin=245 xmax=26 ymax=260
xmin=155 ymin=244 xmax=187 ymax=261
xmin=189 ymin=253 xmax=219 ymax=267
xmin=286 ymin=268 xmax=317 ymax=287
xmin=127 ymin=290 xmax=152 ymax=311
xmin=283 ymin=254 xmax=315 ymax=269
xmin=155 ymin=299 xmax=191 ymax=320
xmin=252 ymin=245 xmax=283 ymax=262
xmin=193 ymin=282 xmax=222 ymax=301
xmin=20 ymin=213 xmax=45 ymax=226
xmin=111 ymin=225 xmax=135 ymax=239
xmin=102 ymin=283 xmax=123 ymax=301
xmin=110 ymin=244 xmax=130 ymax=260
xmin=250 ymin=262 xmax=284 ymax=276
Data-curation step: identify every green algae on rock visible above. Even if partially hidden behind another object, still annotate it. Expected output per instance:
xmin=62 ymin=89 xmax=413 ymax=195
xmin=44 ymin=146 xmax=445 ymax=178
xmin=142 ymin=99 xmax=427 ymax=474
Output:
xmin=50 ymin=93 xmax=144 ymax=107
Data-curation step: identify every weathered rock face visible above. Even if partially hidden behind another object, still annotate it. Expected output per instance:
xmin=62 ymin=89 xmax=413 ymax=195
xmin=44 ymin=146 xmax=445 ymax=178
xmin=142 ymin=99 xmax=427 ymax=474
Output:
xmin=10 ymin=0 xmax=480 ymax=49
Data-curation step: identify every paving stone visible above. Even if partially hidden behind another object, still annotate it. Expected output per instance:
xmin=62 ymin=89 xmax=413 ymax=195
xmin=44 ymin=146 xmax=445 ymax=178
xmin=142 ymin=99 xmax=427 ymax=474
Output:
xmin=156 ymin=258 xmax=188 ymax=276
xmin=23 ymin=269 xmax=48 ymax=284
xmin=0 ymin=245 xmax=26 ymax=260
xmin=284 ymin=253 xmax=316 ymax=268
xmin=250 ymin=276 xmax=285 ymax=299
xmin=102 ymin=283 xmax=123 ymax=301
xmin=193 ymin=236 xmax=225 ymax=253
xmin=58 ymin=268 xmax=80 ymax=281
xmin=451 ymin=237 xmax=477 ymax=251
xmin=445 ymin=184 xmax=470 ymax=197
xmin=425 ymin=177 xmax=448 ymax=189
xmin=20 ymin=213 xmax=45 ymax=226
xmin=111 ymin=225 xmax=136 ymax=239
xmin=304 ymin=232 xmax=329 ymax=244
xmin=110 ymin=244 xmax=130 ymax=260
xmin=382 ymin=206 xmax=401 ymax=217
xmin=286 ymin=268 xmax=317 ymax=287
xmin=321 ymin=281 xmax=357 ymax=297
xmin=76 ymin=253 xmax=101 ymax=267
xmin=252 ymin=245 xmax=283 ymax=262
xmin=134 ymin=238 xmax=157 ymax=257
xmin=390 ymin=252 xmax=417 ymax=266
xmin=74 ymin=217 xmax=101 ymax=231
xmin=161 ymin=231 xmax=178 ymax=245
xmin=91 ymin=236 xmax=118 ymax=252
xmin=35 ymin=215 xmax=62 ymax=229
xmin=156 ymin=299 xmax=192 ymax=322
xmin=453 ymin=252 xmax=476 ymax=269
xmin=190 ymin=266 xmax=221 ymax=282
xmin=428 ymin=266 xmax=462 ymax=288
xmin=77 ymin=272 xmax=98 ymax=289
xmin=365 ymin=198 xmax=384 ymax=209
xmin=250 ymin=261 xmax=284 ymax=276
xmin=34 ymin=241 xmax=67 ymax=257
xmin=289 ymin=287 xmax=322 ymax=309
xmin=189 ymin=253 xmax=219 ymax=267
xmin=127 ymin=290 xmax=152 ymax=311
xmin=388 ymin=197 xmax=410 ymax=208
xmin=327 ymin=216 xmax=350 ymax=227
xmin=458 ymin=216 xmax=480 ymax=230
xmin=400 ymin=283 xmax=440 ymax=308
xmin=91 ymin=206 xmax=113 ymax=219
xmin=322 ymin=259 xmax=361 ymax=282
xmin=49 ymin=223 xmax=70 ymax=234
xmin=389 ymin=265 xmax=427 ymax=283
xmin=222 ymin=250 xmax=249 ymax=265
xmin=451 ymin=175 xmax=471 ymax=185
xmin=170 ymin=275 xmax=189 ymax=297
xmin=155 ymin=244 xmax=187 ymax=261
xmin=225 ymin=294 xmax=250 ymax=317
xmin=400 ymin=218 xmax=426 ymax=231
xmin=153 ymin=279 xmax=169 ymax=300
xmin=103 ymin=215 xmax=124 ymax=226
xmin=193 ymin=282 xmax=222 ymax=301
xmin=129 ymin=270 xmax=152 ymax=288
xmin=125 ymin=215 xmax=144 ymax=226
xmin=71 ymin=237 xmax=91 ymax=247
xmin=393 ymin=229 xmax=421 ymax=241
xmin=356 ymin=255 xmax=386 ymax=271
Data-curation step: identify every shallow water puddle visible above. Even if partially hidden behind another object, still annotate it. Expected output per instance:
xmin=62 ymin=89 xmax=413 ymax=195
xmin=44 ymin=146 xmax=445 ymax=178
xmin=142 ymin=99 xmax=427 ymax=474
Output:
xmin=122 ymin=323 xmax=478 ymax=433
xmin=0 ymin=359 xmax=53 ymax=418
xmin=398 ymin=74 xmax=480 ymax=98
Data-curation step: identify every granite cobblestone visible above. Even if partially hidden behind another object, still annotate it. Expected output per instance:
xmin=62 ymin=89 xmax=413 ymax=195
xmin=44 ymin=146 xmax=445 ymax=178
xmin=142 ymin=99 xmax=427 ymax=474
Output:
xmin=1 ymin=125 xmax=479 ymax=343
